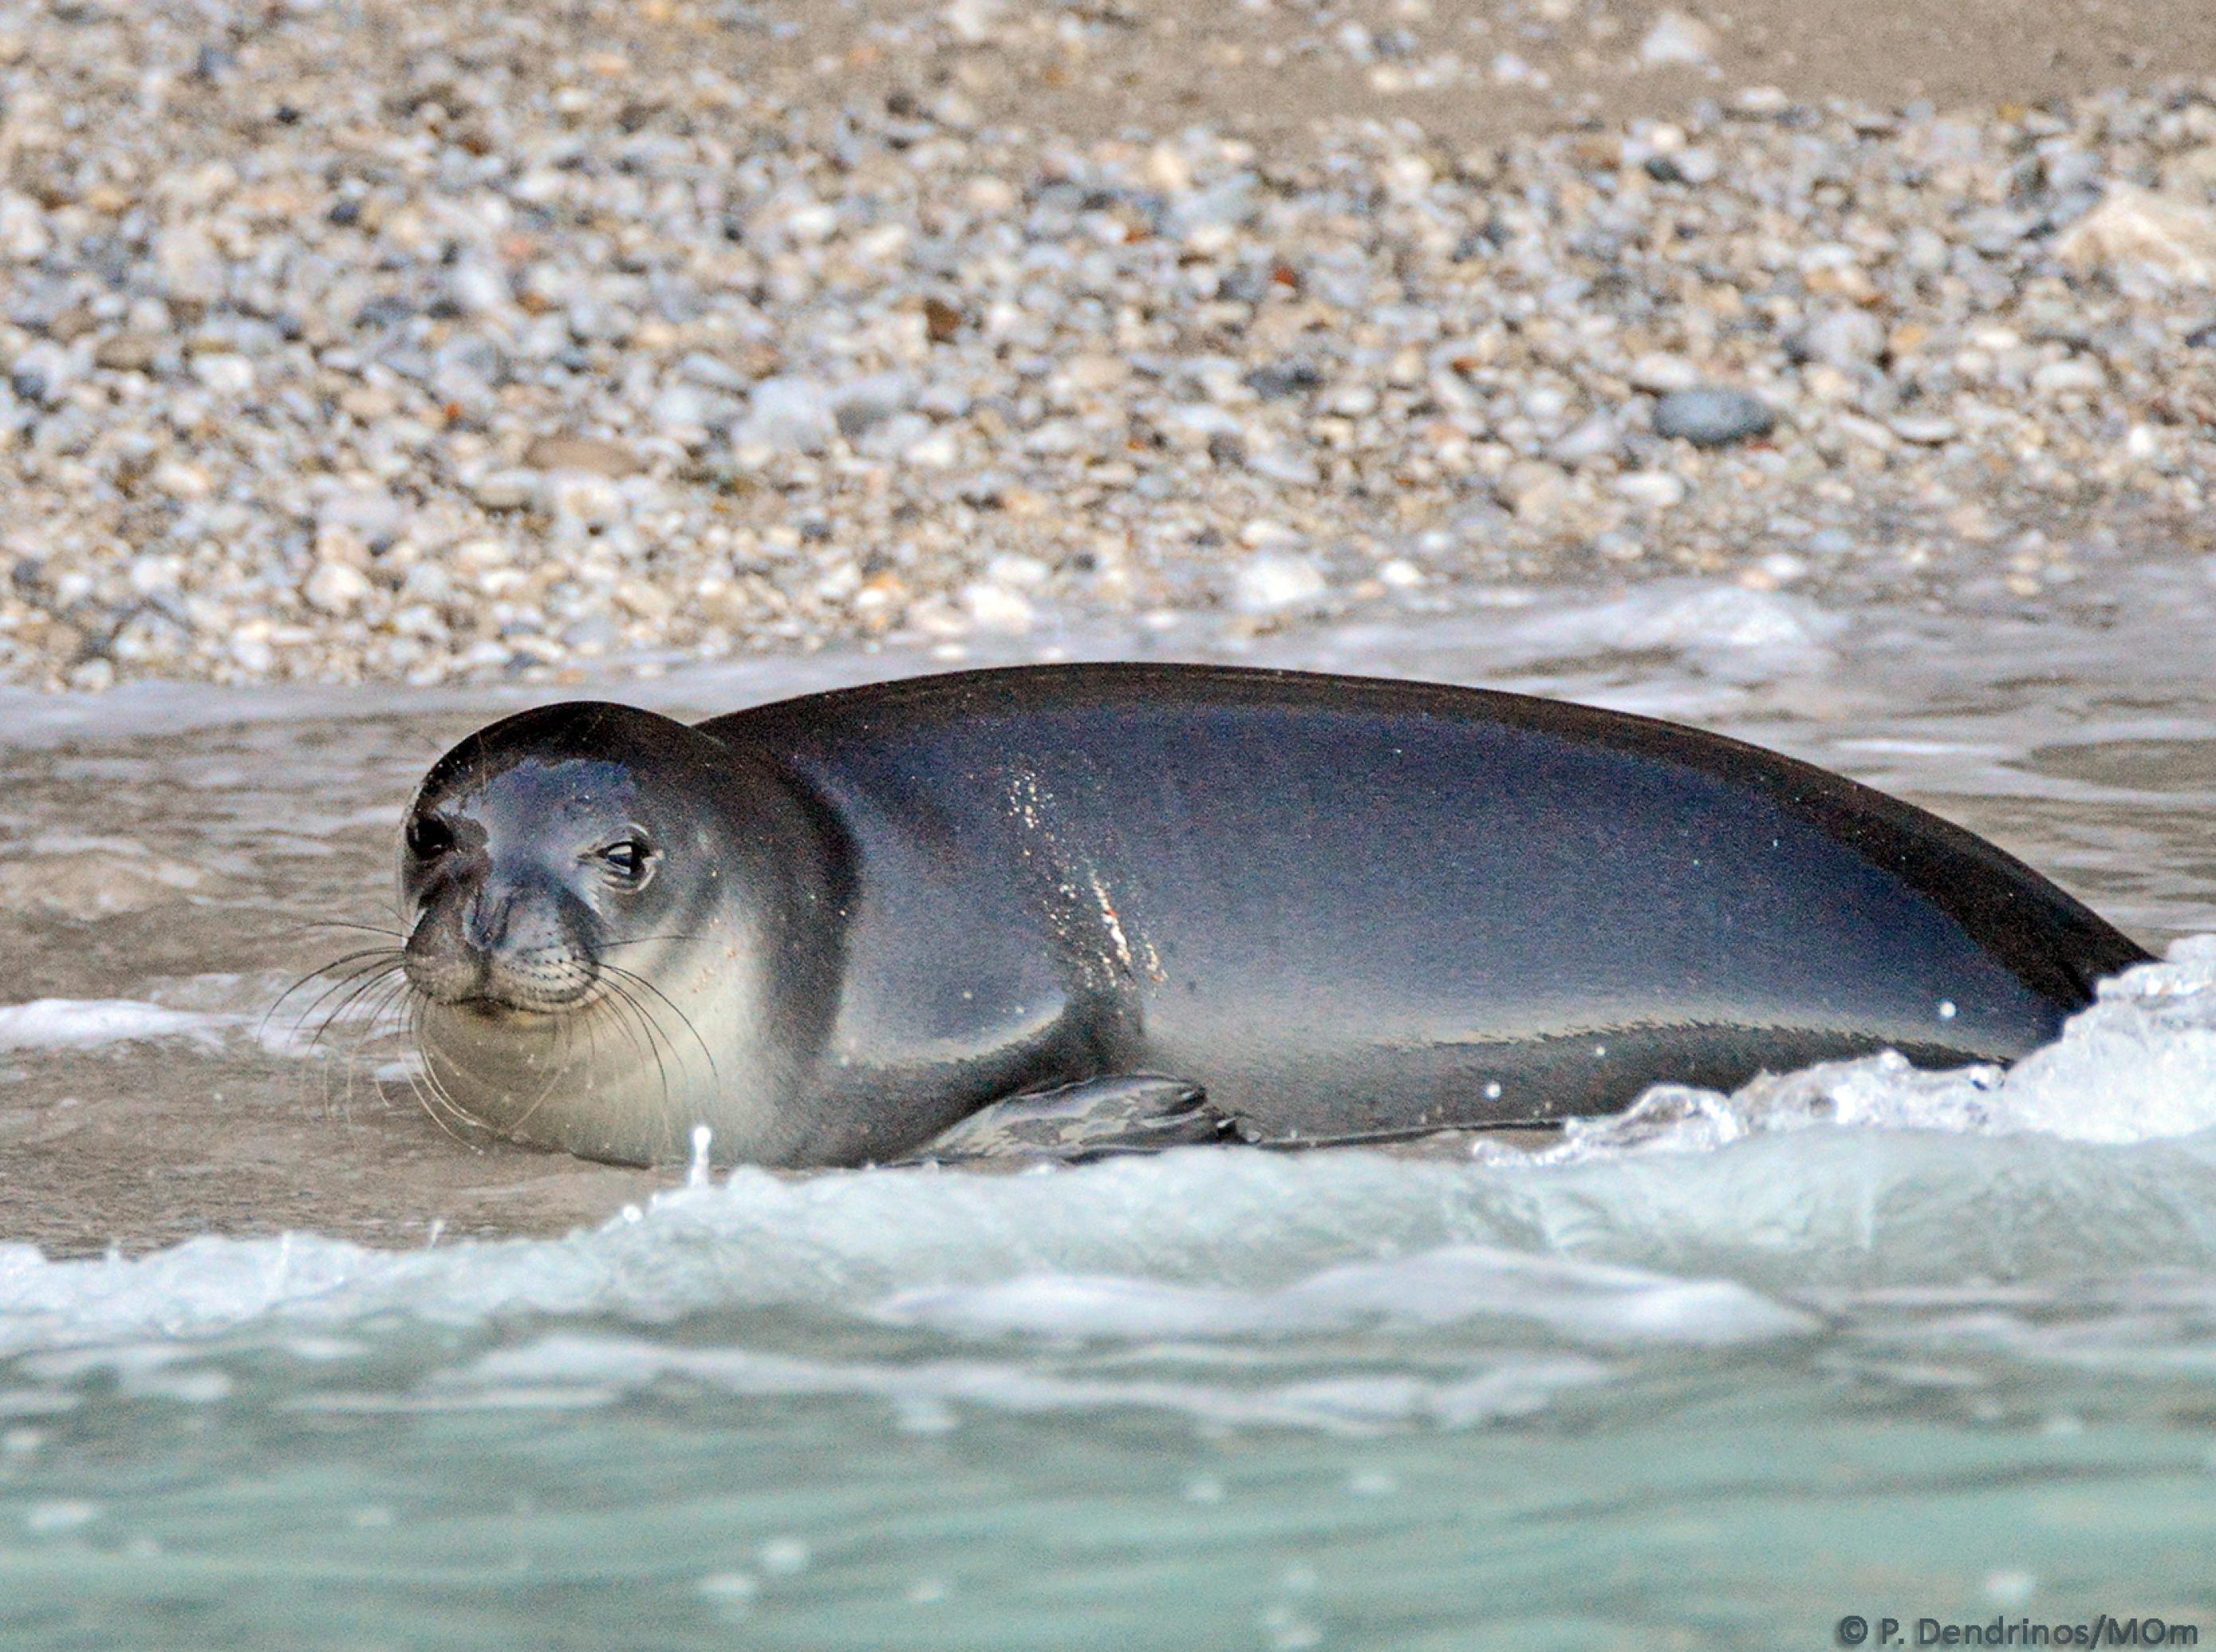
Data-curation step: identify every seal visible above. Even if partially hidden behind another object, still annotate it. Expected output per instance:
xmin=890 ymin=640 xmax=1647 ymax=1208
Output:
xmin=390 ymin=664 xmax=2149 ymax=1167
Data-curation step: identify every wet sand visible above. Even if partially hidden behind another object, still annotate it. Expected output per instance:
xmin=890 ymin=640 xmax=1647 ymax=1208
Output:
xmin=809 ymin=0 xmax=2216 ymax=148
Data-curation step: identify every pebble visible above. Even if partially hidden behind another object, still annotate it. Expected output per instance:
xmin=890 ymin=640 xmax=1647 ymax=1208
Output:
xmin=1887 ymin=415 xmax=1961 ymax=446
xmin=0 ymin=2 xmax=2210 ymax=691
xmin=472 ymin=473 xmax=539 ymax=512
xmin=1616 ymin=472 xmax=1691 ymax=511
xmin=1654 ymin=389 xmax=1777 ymax=447
xmin=303 ymin=561 xmax=372 ymax=616
xmin=1637 ymin=12 xmax=1718 ymax=70
xmin=1549 ymin=413 xmax=1626 ymax=467
xmin=92 ymin=334 xmax=163 ymax=374
xmin=1496 ymin=461 xmax=1572 ymax=521
xmin=963 ymin=582 xmax=1037 ymax=634
xmin=734 ymin=377 xmax=838 ymax=456
xmin=1234 ymin=553 xmax=1328 ymax=614
xmin=1799 ymin=310 xmax=1887 ymax=370
xmin=522 ymin=437 xmax=643 ymax=479
xmin=1628 ymin=354 xmax=1705 ymax=395
xmin=2056 ymin=186 xmax=2216 ymax=286
xmin=2033 ymin=360 xmax=2108 ymax=396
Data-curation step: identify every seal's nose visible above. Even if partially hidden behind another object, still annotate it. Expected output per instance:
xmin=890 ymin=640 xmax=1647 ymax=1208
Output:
xmin=407 ymin=865 xmax=600 ymax=1013
xmin=403 ymin=896 xmax=490 ymax=1005
xmin=461 ymin=882 xmax=516 ymax=954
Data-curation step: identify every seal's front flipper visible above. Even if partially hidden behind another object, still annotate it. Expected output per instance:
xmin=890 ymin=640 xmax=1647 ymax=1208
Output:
xmin=1249 ymin=1120 xmax=1565 ymax=1151
xmin=896 ymin=1075 xmax=1253 ymax=1166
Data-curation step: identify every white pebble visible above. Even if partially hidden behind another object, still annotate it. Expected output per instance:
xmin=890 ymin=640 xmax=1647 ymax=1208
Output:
xmin=189 ymin=352 xmax=255 ymax=395
xmin=963 ymin=582 xmax=1035 ymax=634
xmin=304 ymin=560 xmax=372 ymax=615
xmin=1637 ymin=10 xmax=1716 ymax=68
xmin=1615 ymin=471 xmax=1689 ymax=509
xmin=1234 ymin=553 xmax=1328 ymax=614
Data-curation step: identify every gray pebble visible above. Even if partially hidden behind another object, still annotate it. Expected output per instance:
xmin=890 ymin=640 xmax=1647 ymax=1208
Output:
xmin=1799 ymin=309 xmax=1887 ymax=369
xmin=1653 ymin=388 xmax=1777 ymax=447
xmin=734 ymin=376 xmax=837 ymax=454
xmin=1887 ymin=414 xmax=1960 ymax=446
xmin=471 ymin=471 xmax=538 ymax=511
xmin=1548 ymin=412 xmax=1625 ymax=466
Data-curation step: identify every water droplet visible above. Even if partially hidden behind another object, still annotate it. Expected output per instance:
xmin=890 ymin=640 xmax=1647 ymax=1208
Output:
xmin=698 ymin=1571 xmax=759 ymax=1607
xmin=24 ymin=1501 xmax=98 ymax=1535
xmin=758 ymin=1537 xmax=811 ymax=1575
xmin=1261 ymin=1604 xmax=1322 ymax=1650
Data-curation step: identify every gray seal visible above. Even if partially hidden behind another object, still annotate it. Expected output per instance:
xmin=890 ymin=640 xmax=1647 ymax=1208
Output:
xmin=387 ymin=664 xmax=2148 ymax=1166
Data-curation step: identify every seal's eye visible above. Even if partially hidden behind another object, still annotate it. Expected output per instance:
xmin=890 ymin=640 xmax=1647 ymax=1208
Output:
xmin=598 ymin=837 xmax=655 ymax=887
xmin=405 ymin=816 xmax=455 ymax=859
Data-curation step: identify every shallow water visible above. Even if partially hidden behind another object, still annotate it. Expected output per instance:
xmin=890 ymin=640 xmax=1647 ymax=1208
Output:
xmin=5 ymin=573 xmax=2216 ymax=1646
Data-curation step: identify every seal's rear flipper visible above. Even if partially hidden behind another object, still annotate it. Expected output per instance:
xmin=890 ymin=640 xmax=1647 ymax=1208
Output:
xmin=895 ymin=1075 xmax=1254 ymax=1166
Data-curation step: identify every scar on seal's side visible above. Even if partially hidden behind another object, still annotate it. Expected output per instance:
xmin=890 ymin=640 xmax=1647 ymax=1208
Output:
xmin=368 ymin=663 xmax=2148 ymax=1168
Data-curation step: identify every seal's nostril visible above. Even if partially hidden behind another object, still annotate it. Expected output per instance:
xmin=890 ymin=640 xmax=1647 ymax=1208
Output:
xmin=462 ymin=887 xmax=516 ymax=953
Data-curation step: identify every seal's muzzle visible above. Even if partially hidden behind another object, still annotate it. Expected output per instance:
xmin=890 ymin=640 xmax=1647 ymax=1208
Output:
xmin=404 ymin=867 xmax=604 ymax=1014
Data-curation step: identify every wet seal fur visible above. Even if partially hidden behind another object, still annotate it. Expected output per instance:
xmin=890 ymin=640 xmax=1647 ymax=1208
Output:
xmin=388 ymin=664 xmax=2150 ymax=1167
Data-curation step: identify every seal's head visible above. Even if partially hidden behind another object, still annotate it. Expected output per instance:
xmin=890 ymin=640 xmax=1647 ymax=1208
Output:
xmin=392 ymin=698 xmax=833 ymax=1166
xmin=400 ymin=702 xmax=725 ymax=1018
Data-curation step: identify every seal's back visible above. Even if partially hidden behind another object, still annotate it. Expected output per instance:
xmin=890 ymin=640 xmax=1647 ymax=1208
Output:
xmin=709 ymin=663 xmax=2148 ymax=1136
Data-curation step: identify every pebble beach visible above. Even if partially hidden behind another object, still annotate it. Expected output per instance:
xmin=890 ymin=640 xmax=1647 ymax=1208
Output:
xmin=5 ymin=0 xmax=2216 ymax=690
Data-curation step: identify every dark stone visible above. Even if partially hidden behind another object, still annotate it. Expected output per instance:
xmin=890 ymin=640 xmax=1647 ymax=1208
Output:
xmin=1243 ymin=359 xmax=1322 ymax=400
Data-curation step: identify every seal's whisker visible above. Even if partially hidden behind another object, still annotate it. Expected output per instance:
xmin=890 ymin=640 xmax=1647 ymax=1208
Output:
xmin=405 ymin=997 xmax=489 ymax=1145
xmin=608 ymin=969 xmax=683 ymax=1092
xmin=414 ymin=1054 xmax=482 ymax=1139
xmin=270 ymin=951 xmax=407 ymax=1036
xmin=276 ymin=919 xmax=410 ymax=942
xmin=599 ymin=973 xmax=678 ymax=1123
xmin=293 ymin=956 xmax=411 ymax=1052
xmin=498 ymin=1027 xmax=584 ymax=1137
xmin=405 ymin=1067 xmax=475 ymax=1144
xmin=503 ymin=978 xmax=607 ymax=1139
xmin=586 ymin=973 xmax=656 ymax=1072
xmin=307 ymin=966 xmax=409 ymax=1127
xmin=264 ymin=946 xmax=407 ymax=1036
xmin=333 ymin=972 xmax=413 ymax=1127
xmin=602 ymin=961 xmax=719 ymax=1083
xmin=301 ymin=964 xmax=398 ymax=1127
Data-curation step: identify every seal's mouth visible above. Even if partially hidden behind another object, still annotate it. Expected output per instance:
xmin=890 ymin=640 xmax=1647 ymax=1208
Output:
xmin=406 ymin=958 xmax=605 ymax=1016
xmin=446 ymin=991 xmax=541 ymax=1018
xmin=402 ymin=930 xmax=606 ymax=1015
xmin=440 ymin=982 xmax=603 ymax=1020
